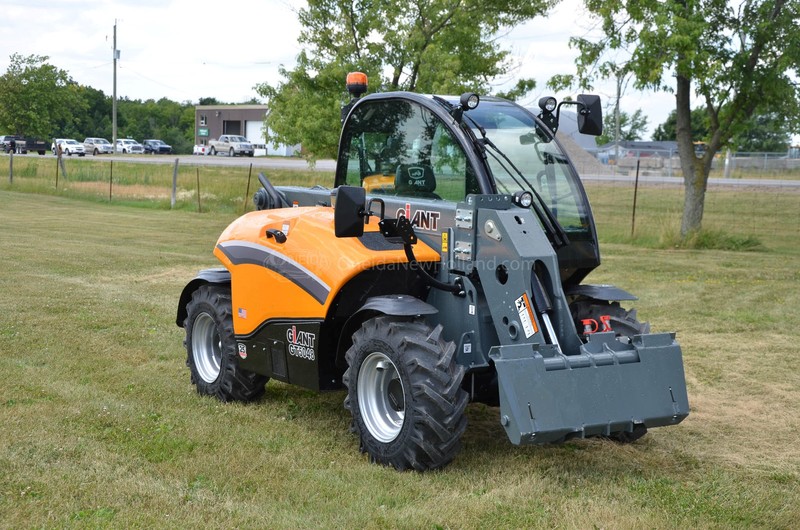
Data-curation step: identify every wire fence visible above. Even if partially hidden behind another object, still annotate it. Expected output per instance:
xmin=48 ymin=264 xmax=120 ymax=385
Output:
xmin=579 ymin=148 xmax=800 ymax=180
xmin=3 ymin=152 xmax=799 ymax=252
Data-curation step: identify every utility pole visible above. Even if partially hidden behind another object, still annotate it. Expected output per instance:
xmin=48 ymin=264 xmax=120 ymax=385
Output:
xmin=614 ymin=73 xmax=621 ymax=175
xmin=112 ymin=20 xmax=118 ymax=149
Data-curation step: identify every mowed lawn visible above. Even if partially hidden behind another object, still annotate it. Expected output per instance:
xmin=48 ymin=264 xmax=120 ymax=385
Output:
xmin=1 ymin=190 xmax=798 ymax=529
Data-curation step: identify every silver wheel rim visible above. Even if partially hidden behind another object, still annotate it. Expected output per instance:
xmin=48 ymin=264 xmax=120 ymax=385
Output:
xmin=358 ymin=352 xmax=405 ymax=443
xmin=192 ymin=312 xmax=222 ymax=383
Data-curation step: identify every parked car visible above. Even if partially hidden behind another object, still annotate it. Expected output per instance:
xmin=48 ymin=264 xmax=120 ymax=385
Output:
xmin=52 ymin=138 xmax=86 ymax=157
xmin=207 ymin=135 xmax=254 ymax=157
xmin=1 ymin=135 xmax=23 ymax=153
xmin=116 ymin=138 xmax=144 ymax=154
xmin=193 ymin=144 xmax=207 ymax=155
xmin=83 ymin=137 xmax=114 ymax=155
xmin=142 ymin=139 xmax=172 ymax=154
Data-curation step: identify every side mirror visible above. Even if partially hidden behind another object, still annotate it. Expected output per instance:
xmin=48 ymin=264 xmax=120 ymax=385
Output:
xmin=334 ymin=186 xmax=366 ymax=238
xmin=577 ymin=94 xmax=602 ymax=136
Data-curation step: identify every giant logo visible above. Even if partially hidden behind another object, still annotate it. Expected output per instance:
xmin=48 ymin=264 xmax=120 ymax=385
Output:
xmin=286 ymin=325 xmax=316 ymax=361
xmin=395 ymin=203 xmax=441 ymax=232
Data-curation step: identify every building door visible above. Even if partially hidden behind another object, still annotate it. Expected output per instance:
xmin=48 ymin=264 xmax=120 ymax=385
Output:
xmin=223 ymin=121 xmax=242 ymax=135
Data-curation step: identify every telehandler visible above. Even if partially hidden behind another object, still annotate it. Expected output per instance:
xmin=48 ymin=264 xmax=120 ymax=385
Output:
xmin=177 ymin=73 xmax=689 ymax=471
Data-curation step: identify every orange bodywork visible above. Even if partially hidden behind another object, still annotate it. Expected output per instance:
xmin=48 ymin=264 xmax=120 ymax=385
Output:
xmin=362 ymin=174 xmax=395 ymax=194
xmin=213 ymin=206 xmax=440 ymax=336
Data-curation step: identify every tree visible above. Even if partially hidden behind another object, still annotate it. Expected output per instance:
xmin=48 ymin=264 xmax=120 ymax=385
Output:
xmin=551 ymin=0 xmax=800 ymax=238
xmin=0 ymin=53 xmax=85 ymax=139
xmin=596 ymin=109 xmax=648 ymax=145
xmin=256 ymin=0 xmax=555 ymax=160
xmin=653 ymin=108 xmax=791 ymax=152
xmin=730 ymin=112 xmax=792 ymax=152
xmin=652 ymin=108 xmax=709 ymax=142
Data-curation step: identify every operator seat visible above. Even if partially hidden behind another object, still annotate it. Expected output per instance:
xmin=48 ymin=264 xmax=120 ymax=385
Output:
xmin=395 ymin=163 xmax=440 ymax=199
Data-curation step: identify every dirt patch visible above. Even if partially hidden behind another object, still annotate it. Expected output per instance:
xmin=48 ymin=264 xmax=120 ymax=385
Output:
xmin=65 ymin=181 xmax=171 ymax=199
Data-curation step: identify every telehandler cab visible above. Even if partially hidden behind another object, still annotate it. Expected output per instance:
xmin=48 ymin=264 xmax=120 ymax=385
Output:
xmin=177 ymin=73 xmax=689 ymax=471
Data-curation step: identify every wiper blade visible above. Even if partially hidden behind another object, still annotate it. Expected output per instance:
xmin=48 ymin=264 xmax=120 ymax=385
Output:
xmin=463 ymin=115 xmax=569 ymax=248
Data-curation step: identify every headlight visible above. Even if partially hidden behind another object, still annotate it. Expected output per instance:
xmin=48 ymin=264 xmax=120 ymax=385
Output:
xmin=460 ymin=93 xmax=480 ymax=110
xmin=539 ymin=97 xmax=557 ymax=113
xmin=512 ymin=191 xmax=534 ymax=208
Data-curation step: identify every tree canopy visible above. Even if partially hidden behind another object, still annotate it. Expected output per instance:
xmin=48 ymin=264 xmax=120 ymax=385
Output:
xmin=256 ymin=0 xmax=556 ymax=160
xmin=653 ymin=107 xmax=791 ymax=152
xmin=552 ymin=0 xmax=800 ymax=237
xmin=0 ymin=54 xmax=84 ymax=139
xmin=652 ymin=108 xmax=709 ymax=143
xmin=596 ymin=109 xmax=648 ymax=146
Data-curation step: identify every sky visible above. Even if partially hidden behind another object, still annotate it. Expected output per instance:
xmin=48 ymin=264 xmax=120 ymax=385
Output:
xmin=1 ymin=0 xmax=679 ymax=139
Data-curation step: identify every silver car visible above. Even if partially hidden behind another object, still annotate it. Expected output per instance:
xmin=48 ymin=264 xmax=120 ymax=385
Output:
xmin=115 ymin=138 xmax=144 ymax=154
xmin=84 ymin=137 xmax=114 ymax=155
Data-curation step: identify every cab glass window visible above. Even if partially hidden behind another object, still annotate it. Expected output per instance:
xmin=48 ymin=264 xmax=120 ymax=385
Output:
xmin=339 ymin=99 xmax=477 ymax=201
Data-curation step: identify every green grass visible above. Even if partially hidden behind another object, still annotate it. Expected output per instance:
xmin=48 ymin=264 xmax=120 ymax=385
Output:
xmin=1 ymin=176 xmax=799 ymax=527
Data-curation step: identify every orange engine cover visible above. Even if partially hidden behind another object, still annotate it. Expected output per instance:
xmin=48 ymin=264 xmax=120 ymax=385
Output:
xmin=213 ymin=206 xmax=440 ymax=336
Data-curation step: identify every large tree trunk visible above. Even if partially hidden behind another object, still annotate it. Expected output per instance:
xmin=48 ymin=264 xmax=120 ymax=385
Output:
xmin=675 ymin=73 xmax=710 ymax=237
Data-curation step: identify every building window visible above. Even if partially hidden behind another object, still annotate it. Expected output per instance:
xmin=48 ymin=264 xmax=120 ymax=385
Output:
xmin=200 ymin=115 xmax=207 ymax=126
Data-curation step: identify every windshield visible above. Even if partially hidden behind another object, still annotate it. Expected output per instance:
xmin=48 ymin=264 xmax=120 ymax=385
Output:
xmin=464 ymin=99 xmax=592 ymax=233
xmin=231 ymin=136 xmax=248 ymax=142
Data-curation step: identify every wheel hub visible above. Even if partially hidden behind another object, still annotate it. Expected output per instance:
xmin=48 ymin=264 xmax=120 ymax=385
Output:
xmin=192 ymin=312 xmax=222 ymax=383
xmin=358 ymin=352 xmax=405 ymax=443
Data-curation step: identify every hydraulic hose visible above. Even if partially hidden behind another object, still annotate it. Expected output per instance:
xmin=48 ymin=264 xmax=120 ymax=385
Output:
xmin=403 ymin=244 xmax=464 ymax=295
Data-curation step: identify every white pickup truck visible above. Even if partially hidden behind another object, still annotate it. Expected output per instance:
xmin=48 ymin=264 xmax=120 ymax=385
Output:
xmin=207 ymin=135 xmax=254 ymax=157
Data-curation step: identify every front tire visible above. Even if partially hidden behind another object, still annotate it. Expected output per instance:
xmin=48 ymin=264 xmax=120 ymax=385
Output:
xmin=229 ymin=148 xmax=235 ymax=157
xmin=344 ymin=316 xmax=468 ymax=471
xmin=184 ymin=285 xmax=267 ymax=402
xmin=570 ymin=299 xmax=651 ymax=443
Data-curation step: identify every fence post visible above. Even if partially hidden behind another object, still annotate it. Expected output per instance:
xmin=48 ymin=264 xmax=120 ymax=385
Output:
xmin=196 ymin=168 xmax=201 ymax=213
xmin=58 ymin=155 xmax=68 ymax=181
xmin=109 ymin=160 xmax=114 ymax=201
xmin=8 ymin=151 xmax=12 ymax=184
xmin=631 ymin=159 xmax=640 ymax=238
xmin=171 ymin=158 xmax=179 ymax=208
xmin=723 ymin=149 xmax=732 ymax=179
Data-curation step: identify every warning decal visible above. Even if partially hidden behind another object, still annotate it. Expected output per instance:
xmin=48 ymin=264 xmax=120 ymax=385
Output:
xmin=514 ymin=293 xmax=538 ymax=338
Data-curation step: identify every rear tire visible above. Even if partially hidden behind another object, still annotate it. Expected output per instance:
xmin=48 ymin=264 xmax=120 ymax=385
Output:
xmin=184 ymin=284 xmax=267 ymax=402
xmin=343 ymin=316 xmax=468 ymax=471
xmin=210 ymin=147 xmax=216 ymax=156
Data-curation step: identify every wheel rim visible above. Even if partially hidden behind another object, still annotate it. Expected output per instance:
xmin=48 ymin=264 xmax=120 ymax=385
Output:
xmin=358 ymin=351 xmax=405 ymax=443
xmin=192 ymin=312 xmax=222 ymax=383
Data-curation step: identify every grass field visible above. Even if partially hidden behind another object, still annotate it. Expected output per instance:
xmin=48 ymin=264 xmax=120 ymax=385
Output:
xmin=1 ymin=181 xmax=799 ymax=528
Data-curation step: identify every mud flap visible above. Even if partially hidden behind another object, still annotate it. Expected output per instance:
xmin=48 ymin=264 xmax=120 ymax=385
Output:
xmin=490 ymin=332 xmax=689 ymax=445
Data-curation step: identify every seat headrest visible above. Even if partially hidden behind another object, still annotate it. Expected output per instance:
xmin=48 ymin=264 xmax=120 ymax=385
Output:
xmin=395 ymin=164 xmax=436 ymax=193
